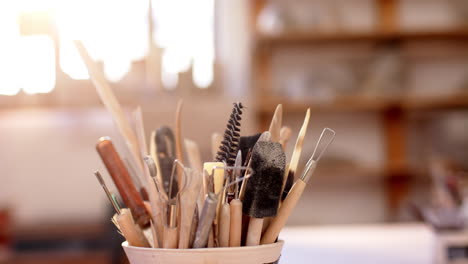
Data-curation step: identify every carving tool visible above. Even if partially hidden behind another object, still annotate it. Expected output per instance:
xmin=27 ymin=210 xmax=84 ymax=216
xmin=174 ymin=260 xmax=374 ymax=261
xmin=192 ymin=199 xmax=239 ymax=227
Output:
xmin=229 ymin=151 xmax=243 ymax=247
xmin=261 ymin=128 xmax=335 ymax=245
xmin=243 ymin=141 xmax=285 ymax=246
xmin=96 ymin=137 xmax=150 ymax=228
xmin=282 ymin=108 xmax=310 ymax=199
xmin=143 ymin=156 xmax=164 ymax=248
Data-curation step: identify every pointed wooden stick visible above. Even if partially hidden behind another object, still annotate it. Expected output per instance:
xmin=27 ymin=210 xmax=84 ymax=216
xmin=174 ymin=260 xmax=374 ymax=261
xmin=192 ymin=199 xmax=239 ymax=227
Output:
xmin=74 ymin=41 xmax=143 ymax=173
xmin=175 ymin=100 xmax=185 ymax=189
xmin=282 ymin=109 xmax=310 ymax=194
xmin=279 ymin=126 xmax=292 ymax=149
xmin=268 ymin=104 xmax=283 ymax=143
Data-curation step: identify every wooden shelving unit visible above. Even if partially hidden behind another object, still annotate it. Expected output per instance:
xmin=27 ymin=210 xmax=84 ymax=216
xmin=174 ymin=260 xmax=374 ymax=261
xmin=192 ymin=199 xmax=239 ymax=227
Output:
xmin=250 ymin=0 xmax=468 ymax=220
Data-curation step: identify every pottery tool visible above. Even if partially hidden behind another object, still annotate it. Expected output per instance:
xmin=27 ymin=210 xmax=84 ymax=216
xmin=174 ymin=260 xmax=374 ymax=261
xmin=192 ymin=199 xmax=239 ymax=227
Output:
xmin=193 ymin=172 xmax=250 ymax=248
xmin=261 ymin=128 xmax=335 ymax=245
xmin=228 ymin=151 xmax=243 ymax=247
xmin=175 ymin=99 xmax=185 ymax=189
xmin=238 ymin=131 xmax=271 ymax=201
xmin=268 ymin=104 xmax=282 ymax=142
xmin=143 ymin=156 xmax=164 ymax=248
xmin=95 ymin=171 xmax=149 ymax=247
xmin=161 ymin=160 xmax=185 ymax=249
xmin=96 ymin=137 xmax=150 ymax=228
xmin=238 ymin=133 xmax=261 ymax=165
xmin=282 ymin=108 xmax=310 ymax=199
xmin=75 ymin=41 xmax=143 ymax=173
xmin=184 ymin=139 xmax=203 ymax=173
xmin=215 ymin=102 xmax=243 ymax=166
xmin=211 ymin=133 xmax=222 ymax=160
xmin=218 ymin=199 xmax=231 ymax=247
xmin=178 ymin=167 xmax=202 ymax=249
xmin=113 ymin=208 xmax=150 ymax=248
xmin=154 ymin=126 xmax=179 ymax=196
xmin=243 ymin=141 xmax=286 ymax=246
xmin=95 ymin=171 xmax=121 ymax=214
xmin=279 ymin=126 xmax=292 ymax=149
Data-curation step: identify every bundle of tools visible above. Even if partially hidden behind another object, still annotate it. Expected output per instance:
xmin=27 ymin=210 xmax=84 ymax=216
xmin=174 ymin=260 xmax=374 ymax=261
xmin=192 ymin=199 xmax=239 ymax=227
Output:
xmin=75 ymin=41 xmax=336 ymax=249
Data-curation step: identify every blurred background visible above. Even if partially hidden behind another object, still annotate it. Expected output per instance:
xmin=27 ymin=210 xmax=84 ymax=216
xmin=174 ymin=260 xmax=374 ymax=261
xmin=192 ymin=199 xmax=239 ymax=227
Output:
xmin=0 ymin=0 xmax=467 ymax=263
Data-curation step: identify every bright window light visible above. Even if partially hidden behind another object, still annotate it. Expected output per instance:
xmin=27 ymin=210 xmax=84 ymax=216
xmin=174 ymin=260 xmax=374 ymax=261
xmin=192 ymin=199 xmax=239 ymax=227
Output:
xmin=19 ymin=35 xmax=56 ymax=94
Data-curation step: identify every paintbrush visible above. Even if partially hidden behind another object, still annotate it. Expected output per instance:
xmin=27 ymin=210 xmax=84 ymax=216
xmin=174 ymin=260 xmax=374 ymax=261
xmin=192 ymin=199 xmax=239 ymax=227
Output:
xmin=282 ymin=108 xmax=310 ymax=199
xmin=96 ymin=137 xmax=150 ymax=228
xmin=243 ymin=141 xmax=286 ymax=246
xmin=261 ymin=128 xmax=335 ymax=245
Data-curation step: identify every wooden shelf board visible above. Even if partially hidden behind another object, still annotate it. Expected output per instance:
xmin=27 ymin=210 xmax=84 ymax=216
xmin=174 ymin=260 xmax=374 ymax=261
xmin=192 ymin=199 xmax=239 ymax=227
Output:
xmin=257 ymin=94 xmax=468 ymax=114
xmin=255 ymin=29 xmax=468 ymax=47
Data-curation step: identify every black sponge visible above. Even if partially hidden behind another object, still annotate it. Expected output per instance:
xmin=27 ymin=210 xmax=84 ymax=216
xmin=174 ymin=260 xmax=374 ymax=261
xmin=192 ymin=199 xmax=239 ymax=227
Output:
xmin=242 ymin=141 xmax=286 ymax=218
xmin=239 ymin=133 xmax=261 ymax=165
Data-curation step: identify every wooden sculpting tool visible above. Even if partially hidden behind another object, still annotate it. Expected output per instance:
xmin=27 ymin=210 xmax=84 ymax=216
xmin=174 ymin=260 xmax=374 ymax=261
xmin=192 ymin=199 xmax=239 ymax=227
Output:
xmin=154 ymin=126 xmax=179 ymax=195
xmin=218 ymin=199 xmax=231 ymax=247
xmin=175 ymin=99 xmax=185 ymax=189
xmin=75 ymin=41 xmax=143 ymax=173
xmin=261 ymin=128 xmax=335 ymax=245
xmin=282 ymin=108 xmax=310 ymax=199
xmin=211 ymin=133 xmax=222 ymax=160
xmin=268 ymin=104 xmax=283 ymax=142
xmin=96 ymin=137 xmax=150 ymax=228
xmin=279 ymin=126 xmax=292 ymax=149
xmin=243 ymin=141 xmax=286 ymax=246
xmin=179 ymin=168 xmax=202 ymax=249
xmin=95 ymin=171 xmax=149 ymax=247
xmin=229 ymin=151 xmax=243 ymax=247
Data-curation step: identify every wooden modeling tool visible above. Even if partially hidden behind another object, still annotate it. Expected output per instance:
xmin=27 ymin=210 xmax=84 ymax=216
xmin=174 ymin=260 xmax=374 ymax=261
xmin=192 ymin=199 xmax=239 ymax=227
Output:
xmin=218 ymin=199 xmax=231 ymax=247
xmin=155 ymin=126 xmax=179 ymax=196
xmin=282 ymin=108 xmax=310 ymax=199
xmin=211 ymin=133 xmax=222 ymax=160
xmin=175 ymin=99 xmax=185 ymax=189
xmin=74 ymin=41 xmax=143 ymax=173
xmin=279 ymin=126 xmax=292 ymax=149
xmin=132 ymin=107 xmax=152 ymax=199
xmin=261 ymin=128 xmax=335 ymax=245
xmin=114 ymin=208 xmax=150 ymax=248
xmin=95 ymin=171 xmax=149 ymax=247
xmin=143 ymin=156 xmax=164 ymax=248
xmin=243 ymin=141 xmax=286 ymax=246
xmin=184 ymin=139 xmax=203 ymax=173
xmin=96 ymin=137 xmax=150 ymax=228
xmin=268 ymin=104 xmax=283 ymax=142
xmin=179 ymin=167 xmax=202 ymax=249
xmin=229 ymin=151 xmax=243 ymax=247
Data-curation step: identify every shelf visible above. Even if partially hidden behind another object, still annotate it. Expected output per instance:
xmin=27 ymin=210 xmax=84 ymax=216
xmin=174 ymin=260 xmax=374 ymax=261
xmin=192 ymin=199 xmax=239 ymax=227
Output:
xmin=255 ymin=29 xmax=468 ymax=47
xmin=257 ymin=94 xmax=468 ymax=114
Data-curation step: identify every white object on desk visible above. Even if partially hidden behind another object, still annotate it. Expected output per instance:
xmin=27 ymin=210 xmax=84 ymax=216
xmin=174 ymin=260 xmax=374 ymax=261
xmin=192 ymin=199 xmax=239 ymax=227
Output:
xmin=278 ymin=224 xmax=436 ymax=264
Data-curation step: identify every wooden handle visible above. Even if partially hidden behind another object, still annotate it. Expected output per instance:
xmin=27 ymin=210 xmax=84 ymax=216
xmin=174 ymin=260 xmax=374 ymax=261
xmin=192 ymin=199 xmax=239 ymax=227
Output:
xmin=261 ymin=179 xmax=307 ymax=245
xmin=163 ymin=226 xmax=178 ymax=249
xmin=218 ymin=203 xmax=230 ymax=247
xmin=246 ymin=217 xmax=264 ymax=246
xmin=116 ymin=209 xmax=150 ymax=248
xmin=96 ymin=138 xmax=149 ymax=228
xmin=178 ymin=169 xmax=202 ymax=249
xmin=229 ymin=199 xmax=242 ymax=247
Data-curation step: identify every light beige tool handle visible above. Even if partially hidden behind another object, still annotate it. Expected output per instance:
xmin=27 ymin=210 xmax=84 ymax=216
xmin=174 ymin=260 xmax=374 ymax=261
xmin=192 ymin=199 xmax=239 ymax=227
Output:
xmin=268 ymin=104 xmax=282 ymax=142
xmin=229 ymin=199 xmax=242 ymax=247
xmin=163 ymin=226 xmax=178 ymax=249
xmin=116 ymin=209 xmax=150 ymax=248
xmin=246 ymin=217 xmax=264 ymax=246
xmin=261 ymin=179 xmax=306 ymax=245
xmin=218 ymin=203 xmax=230 ymax=247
